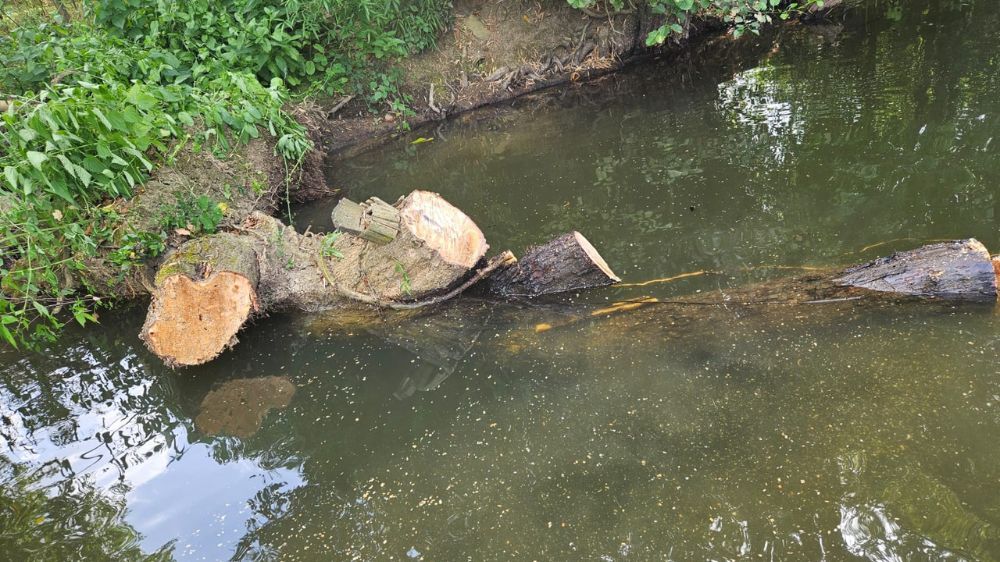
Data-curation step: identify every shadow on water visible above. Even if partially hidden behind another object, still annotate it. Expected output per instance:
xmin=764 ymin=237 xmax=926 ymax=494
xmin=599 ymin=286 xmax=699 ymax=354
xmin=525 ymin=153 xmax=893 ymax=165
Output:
xmin=5 ymin=0 xmax=1000 ymax=559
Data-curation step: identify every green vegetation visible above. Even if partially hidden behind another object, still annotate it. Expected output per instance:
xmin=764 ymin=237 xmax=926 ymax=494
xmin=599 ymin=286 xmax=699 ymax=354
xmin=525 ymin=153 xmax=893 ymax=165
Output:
xmin=568 ymin=0 xmax=823 ymax=41
xmin=0 ymin=0 xmax=451 ymax=347
xmin=321 ymin=231 xmax=344 ymax=259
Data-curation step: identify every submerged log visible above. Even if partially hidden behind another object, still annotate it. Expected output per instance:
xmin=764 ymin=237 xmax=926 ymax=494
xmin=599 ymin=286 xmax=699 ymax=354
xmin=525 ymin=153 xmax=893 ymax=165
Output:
xmin=307 ymin=238 xmax=1000 ymax=384
xmin=488 ymin=231 xmax=621 ymax=297
xmin=309 ymin=238 xmax=1000 ymax=344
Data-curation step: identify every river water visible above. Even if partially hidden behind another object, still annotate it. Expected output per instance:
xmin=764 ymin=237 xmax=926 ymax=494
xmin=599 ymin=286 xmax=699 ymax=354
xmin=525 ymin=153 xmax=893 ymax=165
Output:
xmin=3 ymin=0 xmax=1000 ymax=560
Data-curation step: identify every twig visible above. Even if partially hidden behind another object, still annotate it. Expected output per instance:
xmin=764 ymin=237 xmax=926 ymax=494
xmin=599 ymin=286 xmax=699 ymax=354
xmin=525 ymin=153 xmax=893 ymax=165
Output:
xmin=328 ymin=95 xmax=354 ymax=117
xmin=428 ymin=83 xmax=440 ymax=114
xmin=617 ymin=270 xmax=719 ymax=288
xmin=581 ymin=6 xmax=633 ymax=18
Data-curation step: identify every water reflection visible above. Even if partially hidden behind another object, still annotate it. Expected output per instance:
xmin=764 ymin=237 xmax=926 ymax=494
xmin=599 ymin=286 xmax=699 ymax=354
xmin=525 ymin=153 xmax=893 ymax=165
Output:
xmin=195 ymin=377 xmax=296 ymax=438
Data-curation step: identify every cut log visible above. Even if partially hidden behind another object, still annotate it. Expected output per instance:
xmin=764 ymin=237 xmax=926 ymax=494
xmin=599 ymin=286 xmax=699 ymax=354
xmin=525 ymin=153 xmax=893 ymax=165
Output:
xmin=488 ymin=231 xmax=621 ymax=297
xmin=140 ymin=234 xmax=262 ymax=367
xmin=353 ymin=190 xmax=488 ymax=300
xmin=834 ymin=239 xmax=997 ymax=301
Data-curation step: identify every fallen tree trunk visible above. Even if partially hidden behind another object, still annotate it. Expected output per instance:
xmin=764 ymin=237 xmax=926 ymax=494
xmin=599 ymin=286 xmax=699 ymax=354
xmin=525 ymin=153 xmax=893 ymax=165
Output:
xmin=142 ymin=190 xmax=494 ymax=366
xmin=141 ymin=190 xmax=621 ymax=366
xmin=142 ymin=182 xmax=997 ymax=369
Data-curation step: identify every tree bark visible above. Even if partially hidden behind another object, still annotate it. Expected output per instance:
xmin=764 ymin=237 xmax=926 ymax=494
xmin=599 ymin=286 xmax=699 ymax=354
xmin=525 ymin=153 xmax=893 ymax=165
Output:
xmin=833 ymin=239 xmax=997 ymax=301
xmin=487 ymin=231 xmax=620 ymax=297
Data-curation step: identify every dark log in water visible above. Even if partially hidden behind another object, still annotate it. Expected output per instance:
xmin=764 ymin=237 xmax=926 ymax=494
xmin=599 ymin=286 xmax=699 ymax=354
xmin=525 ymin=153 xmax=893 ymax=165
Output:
xmin=834 ymin=239 xmax=997 ymax=301
xmin=306 ymin=238 xmax=1000 ymax=375
xmin=487 ymin=231 xmax=621 ymax=297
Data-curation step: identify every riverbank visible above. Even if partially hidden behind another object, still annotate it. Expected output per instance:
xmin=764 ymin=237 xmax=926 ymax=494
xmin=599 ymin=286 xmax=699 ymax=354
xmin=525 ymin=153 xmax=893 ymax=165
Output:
xmin=123 ymin=2 xmax=844 ymax=287
xmin=313 ymin=1 xmax=843 ymax=157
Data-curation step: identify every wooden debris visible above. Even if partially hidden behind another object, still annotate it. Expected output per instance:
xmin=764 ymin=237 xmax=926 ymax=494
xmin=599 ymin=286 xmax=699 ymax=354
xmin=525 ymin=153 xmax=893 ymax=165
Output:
xmin=488 ymin=231 xmax=620 ymax=297
xmin=144 ymin=191 xmax=489 ymax=366
xmin=331 ymin=196 xmax=401 ymax=245
xmin=834 ymin=239 xmax=997 ymax=301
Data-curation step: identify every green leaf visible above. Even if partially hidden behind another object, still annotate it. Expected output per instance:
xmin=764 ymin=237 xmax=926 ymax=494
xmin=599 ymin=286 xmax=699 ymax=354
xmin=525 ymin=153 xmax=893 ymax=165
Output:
xmin=92 ymin=107 xmax=114 ymax=131
xmin=74 ymin=165 xmax=92 ymax=187
xmin=47 ymin=181 xmax=78 ymax=206
xmin=3 ymin=166 xmax=17 ymax=190
xmin=72 ymin=306 xmax=96 ymax=327
xmin=56 ymin=154 xmax=77 ymax=179
xmin=26 ymin=151 xmax=48 ymax=171
xmin=126 ymin=85 xmax=160 ymax=111
xmin=0 ymin=323 xmax=17 ymax=348
xmin=18 ymin=129 xmax=38 ymax=143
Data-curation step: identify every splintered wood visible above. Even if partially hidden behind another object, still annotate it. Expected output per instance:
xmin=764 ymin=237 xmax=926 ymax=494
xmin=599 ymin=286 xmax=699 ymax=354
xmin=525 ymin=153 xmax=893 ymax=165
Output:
xmin=331 ymin=196 xmax=401 ymax=245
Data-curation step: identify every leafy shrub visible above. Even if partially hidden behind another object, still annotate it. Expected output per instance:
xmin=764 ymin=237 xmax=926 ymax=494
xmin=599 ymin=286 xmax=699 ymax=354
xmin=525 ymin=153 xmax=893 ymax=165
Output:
xmin=90 ymin=0 xmax=452 ymax=98
xmin=0 ymin=24 xmax=307 ymax=346
xmin=569 ymin=0 xmax=822 ymax=43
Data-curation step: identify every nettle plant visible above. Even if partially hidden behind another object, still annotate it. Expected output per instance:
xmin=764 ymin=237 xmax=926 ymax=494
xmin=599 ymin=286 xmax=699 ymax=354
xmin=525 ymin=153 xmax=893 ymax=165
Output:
xmin=0 ymin=24 xmax=309 ymax=347
xmin=90 ymin=0 xmax=452 ymax=102
xmin=569 ymin=0 xmax=823 ymax=43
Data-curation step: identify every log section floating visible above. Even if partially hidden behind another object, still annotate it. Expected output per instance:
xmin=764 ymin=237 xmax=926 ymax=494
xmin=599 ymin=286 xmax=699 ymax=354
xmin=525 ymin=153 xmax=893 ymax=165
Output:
xmin=488 ymin=231 xmax=621 ymax=297
xmin=834 ymin=239 xmax=997 ymax=301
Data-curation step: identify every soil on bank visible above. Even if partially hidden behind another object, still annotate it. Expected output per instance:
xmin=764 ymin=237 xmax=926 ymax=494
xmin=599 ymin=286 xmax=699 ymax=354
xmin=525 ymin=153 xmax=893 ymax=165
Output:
xmin=312 ymin=0 xmax=845 ymax=158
